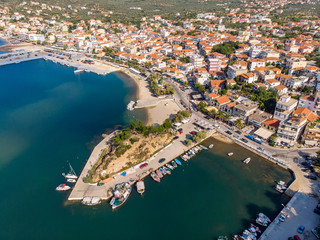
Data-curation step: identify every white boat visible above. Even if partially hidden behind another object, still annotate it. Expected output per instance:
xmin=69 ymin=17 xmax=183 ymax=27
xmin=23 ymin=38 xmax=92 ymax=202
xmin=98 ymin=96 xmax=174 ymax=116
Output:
xmin=81 ymin=196 xmax=101 ymax=206
xmin=67 ymin=178 xmax=76 ymax=183
xmin=243 ymin=157 xmax=251 ymax=164
xmin=136 ymin=180 xmax=145 ymax=195
xmin=56 ymin=184 xmax=71 ymax=191
xmin=74 ymin=69 xmax=84 ymax=73
xmin=228 ymin=152 xmax=233 ymax=156
xmin=208 ymin=144 xmax=214 ymax=149
xmin=110 ymin=182 xmax=132 ymax=209
xmin=62 ymin=163 xmax=77 ymax=179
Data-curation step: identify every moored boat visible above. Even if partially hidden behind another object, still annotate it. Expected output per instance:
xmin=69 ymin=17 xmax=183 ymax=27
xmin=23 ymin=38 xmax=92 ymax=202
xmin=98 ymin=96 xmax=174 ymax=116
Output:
xmin=56 ymin=184 xmax=71 ymax=191
xmin=165 ymin=168 xmax=172 ymax=175
xmin=243 ymin=157 xmax=251 ymax=164
xmin=171 ymin=160 xmax=178 ymax=168
xmin=208 ymin=144 xmax=214 ymax=149
xmin=150 ymin=172 xmax=160 ymax=182
xmin=217 ymin=236 xmax=228 ymax=240
xmin=81 ymin=196 xmax=101 ymax=206
xmin=67 ymin=178 xmax=76 ymax=183
xmin=74 ymin=69 xmax=84 ymax=74
xmin=255 ymin=213 xmax=270 ymax=227
xmin=109 ymin=182 xmax=132 ymax=209
xmin=159 ymin=167 xmax=167 ymax=175
xmin=166 ymin=163 xmax=174 ymax=170
xmin=62 ymin=162 xmax=77 ymax=179
xmin=156 ymin=169 xmax=163 ymax=178
xmin=136 ymin=180 xmax=145 ymax=195
xmin=228 ymin=152 xmax=234 ymax=156
xmin=174 ymin=158 xmax=182 ymax=165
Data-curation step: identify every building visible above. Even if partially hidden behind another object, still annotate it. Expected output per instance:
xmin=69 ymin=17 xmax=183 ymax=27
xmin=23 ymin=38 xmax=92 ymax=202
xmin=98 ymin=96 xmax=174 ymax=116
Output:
xmin=298 ymin=95 xmax=315 ymax=111
xmin=207 ymin=58 xmax=221 ymax=72
xmin=190 ymin=55 xmax=203 ymax=69
xmin=247 ymin=110 xmax=272 ymax=128
xmin=261 ymin=118 xmax=280 ymax=132
xmin=273 ymin=95 xmax=298 ymax=121
xmin=277 ymin=107 xmax=318 ymax=142
xmin=302 ymin=122 xmax=320 ymax=146
xmin=232 ymin=100 xmax=258 ymax=121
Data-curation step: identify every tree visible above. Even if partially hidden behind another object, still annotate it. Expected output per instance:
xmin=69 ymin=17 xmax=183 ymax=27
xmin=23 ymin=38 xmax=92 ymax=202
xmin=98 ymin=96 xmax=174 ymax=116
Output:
xmin=235 ymin=118 xmax=245 ymax=129
xmin=185 ymin=139 xmax=192 ymax=146
xmin=198 ymin=85 xmax=205 ymax=92
xmin=217 ymin=111 xmax=224 ymax=120
xmin=269 ymin=133 xmax=278 ymax=147
xmin=224 ymin=113 xmax=231 ymax=123
xmin=183 ymin=81 xmax=188 ymax=87
xmin=208 ymin=109 xmax=217 ymax=118
xmin=193 ymin=130 xmax=207 ymax=143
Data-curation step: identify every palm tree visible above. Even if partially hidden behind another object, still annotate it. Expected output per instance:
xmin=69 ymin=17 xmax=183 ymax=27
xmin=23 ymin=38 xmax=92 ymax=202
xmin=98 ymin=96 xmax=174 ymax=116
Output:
xmin=224 ymin=113 xmax=231 ymax=123
xmin=217 ymin=111 xmax=224 ymax=120
xmin=209 ymin=109 xmax=217 ymax=118
xmin=235 ymin=118 xmax=244 ymax=129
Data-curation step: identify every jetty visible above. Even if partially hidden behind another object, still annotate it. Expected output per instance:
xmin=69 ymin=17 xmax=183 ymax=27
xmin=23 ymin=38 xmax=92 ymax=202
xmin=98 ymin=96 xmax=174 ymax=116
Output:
xmin=68 ymin=119 xmax=216 ymax=201
xmin=134 ymin=96 xmax=174 ymax=109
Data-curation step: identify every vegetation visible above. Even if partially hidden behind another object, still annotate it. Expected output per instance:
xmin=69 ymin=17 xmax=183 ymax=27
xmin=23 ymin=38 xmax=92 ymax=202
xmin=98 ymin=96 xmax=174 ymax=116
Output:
xmin=211 ymin=42 xmax=240 ymax=57
xmin=193 ymin=130 xmax=206 ymax=143
xmin=149 ymin=74 xmax=174 ymax=96
xmin=234 ymin=119 xmax=245 ymax=130
xmin=268 ymin=133 xmax=278 ymax=147
xmin=172 ymin=110 xmax=191 ymax=123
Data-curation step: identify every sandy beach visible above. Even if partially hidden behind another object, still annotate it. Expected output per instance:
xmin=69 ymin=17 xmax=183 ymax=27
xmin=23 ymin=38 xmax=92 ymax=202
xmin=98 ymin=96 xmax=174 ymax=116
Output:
xmin=211 ymin=132 xmax=233 ymax=143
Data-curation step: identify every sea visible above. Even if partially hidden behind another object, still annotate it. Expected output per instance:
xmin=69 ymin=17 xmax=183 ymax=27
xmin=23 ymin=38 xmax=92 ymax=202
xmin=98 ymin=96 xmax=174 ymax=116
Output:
xmin=0 ymin=56 xmax=292 ymax=239
xmin=0 ymin=38 xmax=7 ymax=53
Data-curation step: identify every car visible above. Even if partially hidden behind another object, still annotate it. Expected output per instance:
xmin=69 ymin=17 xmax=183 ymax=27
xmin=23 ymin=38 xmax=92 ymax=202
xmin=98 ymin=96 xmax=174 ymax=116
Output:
xmin=177 ymin=128 xmax=183 ymax=132
xmin=297 ymin=225 xmax=305 ymax=234
xmin=317 ymin=203 xmax=320 ymax=210
xmin=235 ymin=130 xmax=241 ymax=135
xmin=190 ymin=131 xmax=196 ymax=135
xmin=158 ymin=158 xmax=166 ymax=164
xmin=233 ymin=135 xmax=240 ymax=139
xmin=139 ymin=163 xmax=148 ymax=169
xmin=241 ymin=138 xmax=248 ymax=143
xmin=307 ymin=175 xmax=317 ymax=180
xmin=314 ymin=208 xmax=320 ymax=215
xmin=214 ymin=124 xmax=220 ymax=129
xmin=294 ymin=235 xmax=301 ymax=240
xmin=279 ymin=213 xmax=286 ymax=222
xmin=173 ymin=136 xmax=179 ymax=140
xmin=288 ymin=237 xmax=294 ymax=240
xmin=225 ymin=130 xmax=232 ymax=135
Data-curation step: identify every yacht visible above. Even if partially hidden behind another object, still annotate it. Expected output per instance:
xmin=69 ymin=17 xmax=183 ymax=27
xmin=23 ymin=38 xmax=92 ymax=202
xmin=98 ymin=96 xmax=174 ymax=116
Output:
xmin=243 ymin=158 xmax=251 ymax=164
xmin=62 ymin=162 xmax=77 ymax=179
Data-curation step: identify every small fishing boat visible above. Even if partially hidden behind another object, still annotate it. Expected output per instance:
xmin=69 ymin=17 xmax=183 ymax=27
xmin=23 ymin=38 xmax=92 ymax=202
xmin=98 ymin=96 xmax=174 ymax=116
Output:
xmin=174 ymin=158 xmax=182 ymax=165
xmin=171 ymin=160 xmax=178 ymax=168
xmin=150 ymin=172 xmax=160 ymax=182
xmin=156 ymin=169 xmax=163 ymax=178
xmin=74 ymin=69 xmax=84 ymax=74
xmin=109 ymin=182 xmax=132 ymax=209
xmin=256 ymin=213 xmax=270 ymax=227
xmin=81 ymin=196 xmax=101 ymax=206
xmin=208 ymin=144 xmax=214 ymax=149
xmin=201 ymin=145 xmax=208 ymax=150
xmin=165 ymin=168 xmax=172 ymax=175
xmin=67 ymin=178 xmax=76 ymax=183
xmin=62 ymin=162 xmax=77 ymax=179
xmin=56 ymin=184 xmax=71 ymax=191
xmin=217 ymin=236 xmax=228 ymax=240
xmin=243 ymin=157 xmax=251 ymax=164
xmin=166 ymin=163 xmax=174 ymax=170
xmin=159 ymin=167 xmax=167 ymax=175
xmin=136 ymin=180 xmax=145 ymax=195
xmin=227 ymin=152 xmax=233 ymax=156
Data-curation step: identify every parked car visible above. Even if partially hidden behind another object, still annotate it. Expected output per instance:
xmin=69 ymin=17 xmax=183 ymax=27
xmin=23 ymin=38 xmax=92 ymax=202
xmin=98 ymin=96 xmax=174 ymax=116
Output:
xmin=139 ymin=163 xmax=148 ymax=169
xmin=173 ymin=136 xmax=179 ymax=140
xmin=314 ymin=208 xmax=320 ymax=215
xmin=158 ymin=158 xmax=166 ymax=164
xmin=225 ymin=130 xmax=232 ymax=135
xmin=235 ymin=130 xmax=241 ymax=135
xmin=241 ymin=138 xmax=248 ymax=143
xmin=306 ymin=175 xmax=317 ymax=180
xmin=288 ymin=237 xmax=293 ymax=240
xmin=297 ymin=225 xmax=305 ymax=234
xmin=293 ymin=235 xmax=301 ymax=240
xmin=190 ymin=131 xmax=196 ymax=135
xmin=279 ymin=213 xmax=286 ymax=222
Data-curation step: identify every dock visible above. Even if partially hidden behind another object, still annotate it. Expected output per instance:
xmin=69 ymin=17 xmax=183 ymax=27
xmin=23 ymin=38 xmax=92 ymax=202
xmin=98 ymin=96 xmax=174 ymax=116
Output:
xmin=134 ymin=96 xmax=174 ymax=109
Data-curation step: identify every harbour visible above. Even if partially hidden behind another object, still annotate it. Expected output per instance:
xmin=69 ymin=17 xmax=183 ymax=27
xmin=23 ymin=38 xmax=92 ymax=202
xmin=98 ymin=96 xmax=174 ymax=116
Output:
xmin=0 ymin=56 xmax=294 ymax=239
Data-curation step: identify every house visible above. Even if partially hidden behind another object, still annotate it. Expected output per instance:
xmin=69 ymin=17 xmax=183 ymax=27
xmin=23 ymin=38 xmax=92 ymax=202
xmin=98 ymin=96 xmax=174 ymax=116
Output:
xmin=220 ymin=101 xmax=237 ymax=115
xmin=227 ymin=61 xmax=248 ymax=79
xmin=265 ymin=79 xmax=280 ymax=89
xmin=207 ymin=58 xmax=221 ymax=72
xmin=273 ymin=84 xmax=288 ymax=95
xmin=262 ymin=118 xmax=280 ymax=132
xmin=302 ymin=122 xmax=320 ymax=146
xmin=273 ymin=95 xmax=298 ymax=121
xmin=212 ymin=95 xmax=231 ymax=109
xmin=204 ymin=92 xmax=218 ymax=105
xmin=232 ymin=100 xmax=259 ymax=121
xmin=240 ymin=72 xmax=258 ymax=83
xmin=247 ymin=110 xmax=272 ymax=128
xmin=298 ymin=95 xmax=315 ymax=111
xmin=248 ymin=58 xmax=266 ymax=71
xmin=277 ymin=107 xmax=318 ymax=142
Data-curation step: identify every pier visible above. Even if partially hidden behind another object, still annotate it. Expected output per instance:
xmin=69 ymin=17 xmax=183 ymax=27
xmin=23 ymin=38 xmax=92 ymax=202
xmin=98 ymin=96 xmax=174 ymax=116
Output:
xmin=134 ymin=96 xmax=174 ymax=109
xmin=68 ymin=119 xmax=216 ymax=201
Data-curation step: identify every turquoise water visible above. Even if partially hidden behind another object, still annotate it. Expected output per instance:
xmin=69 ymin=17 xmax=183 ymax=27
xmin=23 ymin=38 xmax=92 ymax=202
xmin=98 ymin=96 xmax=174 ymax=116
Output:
xmin=0 ymin=60 xmax=291 ymax=239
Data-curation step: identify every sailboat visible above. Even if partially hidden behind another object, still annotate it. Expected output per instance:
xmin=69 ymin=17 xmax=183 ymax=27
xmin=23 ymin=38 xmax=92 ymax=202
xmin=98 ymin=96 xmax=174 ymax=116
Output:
xmin=62 ymin=162 xmax=77 ymax=179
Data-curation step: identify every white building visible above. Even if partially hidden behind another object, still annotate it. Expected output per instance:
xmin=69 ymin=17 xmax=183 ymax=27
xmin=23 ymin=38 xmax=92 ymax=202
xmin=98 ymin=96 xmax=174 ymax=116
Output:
xmin=273 ymin=95 xmax=298 ymax=121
